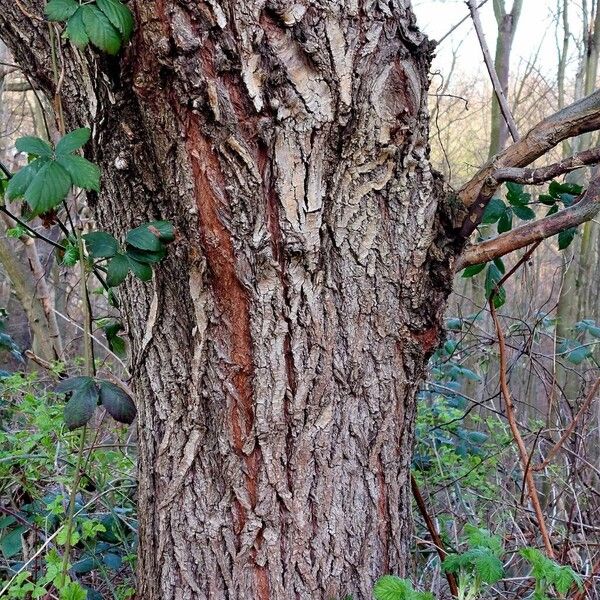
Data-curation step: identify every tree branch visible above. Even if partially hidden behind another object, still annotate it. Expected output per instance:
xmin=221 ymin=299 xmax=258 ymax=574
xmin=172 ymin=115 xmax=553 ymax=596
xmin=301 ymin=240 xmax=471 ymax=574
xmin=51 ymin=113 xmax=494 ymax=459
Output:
xmin=456 ymin=177 xmax=600 ymax=269
xmin=458 ymin=89 xmax=600 ymax=236
xmin=492 ymin=147 xmax=600 ymax=184
xmin=467 ymin=0 xmax=520 ymax=143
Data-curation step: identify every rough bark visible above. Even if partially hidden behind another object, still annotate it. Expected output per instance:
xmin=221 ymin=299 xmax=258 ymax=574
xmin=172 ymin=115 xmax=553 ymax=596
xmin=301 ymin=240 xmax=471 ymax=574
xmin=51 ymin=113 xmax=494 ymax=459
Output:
xmin=0 ymin=2 xmax=458 ymax=599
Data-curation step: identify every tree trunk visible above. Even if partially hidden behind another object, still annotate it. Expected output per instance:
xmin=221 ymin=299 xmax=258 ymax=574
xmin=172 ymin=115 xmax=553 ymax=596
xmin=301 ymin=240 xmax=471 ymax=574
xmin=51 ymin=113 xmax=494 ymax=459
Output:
xmin=488 ymin=0 xmax=522 ymax=158
xmin=0 ymin=2 xmax=461 ymax=598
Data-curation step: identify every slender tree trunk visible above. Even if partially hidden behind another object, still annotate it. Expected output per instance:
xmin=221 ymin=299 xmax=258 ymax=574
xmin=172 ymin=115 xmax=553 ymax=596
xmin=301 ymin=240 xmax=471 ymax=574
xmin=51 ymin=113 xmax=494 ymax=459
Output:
xmin=488 ymin=0 xmax=522 ymax=158
xmin=0 ymin=2 xmax=462 ymax=598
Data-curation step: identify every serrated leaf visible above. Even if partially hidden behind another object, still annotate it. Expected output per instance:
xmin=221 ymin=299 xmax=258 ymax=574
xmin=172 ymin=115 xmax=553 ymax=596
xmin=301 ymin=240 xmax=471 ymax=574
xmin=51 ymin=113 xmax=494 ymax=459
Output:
xmin=63 ymin=244 xmax=80 ymax=267
xmin=553 ymin=566 xmax=582 ymax=595
xmin=55 ymin=376 xmax=95 ymax=394
xmin=442 ymin=554 xmax=464 ymax=574
xmin=25 ymin=160 xmax=72 ymax=214
xmin=83 ymin=231 xmax=119 ymax=258
xmin=15 ymin=136 xmax=53 ymax=158
xmin=373 ymin=575 xmax=433 ymax=600
xmin=59 ymin=582 xmax=88 ymax=600
xmin=126 ymin=224 xmax=164 ymax=251
xmin=46 ymin=0 xmax=79 ymax=20
xmin=81 ymin=5 xmax=122 ymax=55
xmin=467 ymin=548 xmax=504 ymax=584
xmin=462 ymin=262 xmax=486 ymax=278
xmin=98 ymin=380 xmax=136 ymax=424
xmin=57 ymin=154 xmax=101 ymax=191
xmin=512 ymin=204 xmax=536 ymax=220
xmin=127 ymin=256 xmax=153 ymax=281
xmin=481 ymin=197 xmax=506 ymax=224
xmin=5 ymin=158 xmax=48 ymax=199
xmin=56 ymin=128 xmax=91 ymax=156
xmin=464 ymin=525 xmax=503 ymax=556
xmin=96 ymin=0 xmax=134 ymax=41
xmin=66 ymin=8 xmax=90 ymax=48
xmin=558 ymin=227 xmax=577 ymax=250
xmin=64 ymin=381 xmax=99 ymax=430
xmin=106 ymin=254 xmax=130 ymax=287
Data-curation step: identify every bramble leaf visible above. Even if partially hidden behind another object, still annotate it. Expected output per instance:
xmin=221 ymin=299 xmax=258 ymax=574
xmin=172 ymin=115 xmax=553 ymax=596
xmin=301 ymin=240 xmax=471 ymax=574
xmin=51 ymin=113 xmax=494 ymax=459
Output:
xmin=96 ymin=0 xmax=134 ymax=42
xmin=81 ymin=5 xmax=122 ymax=55
xmin=56 ymin=128 xmax=91 ymax=156
xmin=83 ymin=231 xmax=119 ymax=258
xmin=45 ymin=0 xmax=79 ymax=21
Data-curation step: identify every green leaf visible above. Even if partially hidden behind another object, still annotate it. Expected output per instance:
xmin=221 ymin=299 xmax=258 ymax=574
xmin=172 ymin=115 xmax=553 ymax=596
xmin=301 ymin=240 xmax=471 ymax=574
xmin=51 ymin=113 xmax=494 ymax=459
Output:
xmin=57 ymin=154 xmax=101 ymax=191
xmin=5 ymin=158 xmax=48 ymax=199
xmin=0 ymin=526 xmax=28 ymax=558
xmin=146 ymin=220 xmax=175 ymax=243
xmin=442 ymin=554 xmax=464 ymax=574
xmin=64 ymin=381 xmax=99 ymax=430
xmin=83 ymin=231 xmax=119 ymax=258
xmin=485 ymin=262 xmax=506 ymax=308
xmin=81 ymin=5 xmax=122 ymax=55
xmin=546 ymin=204 xmax=559 ymax=216
xmin=549 ymin=181 xmax=582 ymax=197
xmin=99 ymin=319 xmax=126 ymax=357
xmin=59 ymin=581 xmax=88 ymax=600
xmin=56 ymin=128 xmax=91 ymax=156
xmin=464 ymin=525 xmax=503 ymax=556
xmin=558 ymin=227 xmax=577 ymax=250
xmin=16 ymin=136 xmax=54 ymax=158
xmin=63 ymin=244 xmax=80 ymax=266
xmin=126 ymin=224 xmax=164 ymax=251
xmin=55 ymin=376 xmax=95 ymax=395
xmin=512 ymin=204 xmax=536 ymax=220
xmin=125 ymin=245 xmax=166 ymax=264
xmin=538 ymin=194 xmax=556 ymax=206
xmin=96 ymin=0 xmax=135 ymax=42
xmin=45 ymin=0 xmax=79 ymax=20
xmin=373 ymin=576 xmax=432 ymax=600
xmin=481 ymin=198 xmax=506 ymax=224
xmin=127 ymin=256 xmax=153 ymax=281
xmin=467 ymin=548 xmax=504 ymax=584
xmin=497 ymin=209 xmax=513 ymax=233
xmin=98 ymin=380 xmax=136 ymax=424
xmin=66 ymin=8 xmax=90 ymax=48
xmin=462 ymin=262 xmax=486 ymax=278
xmin=25 ymin=160 xmax=72 ymax=214
xmin=566 ymin=344 xmax=591 ymax=365
xmin=553 ymin=566 xmax=582 ymax=595
xmin=106 ymin=254 xmax=130 ymax=287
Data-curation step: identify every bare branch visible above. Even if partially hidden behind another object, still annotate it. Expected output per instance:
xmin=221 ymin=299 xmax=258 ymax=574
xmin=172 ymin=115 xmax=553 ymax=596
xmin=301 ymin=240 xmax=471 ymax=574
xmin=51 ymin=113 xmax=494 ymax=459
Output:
xmin=467 ymin=0 xmax=520 ymax=143
xmin=493 ymin=147 xmax=600 ymax=184
xmin=458 ymin=88 xmax=600 ymax=236
xmin=456 ymin=177 xmax=600 ymax=269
